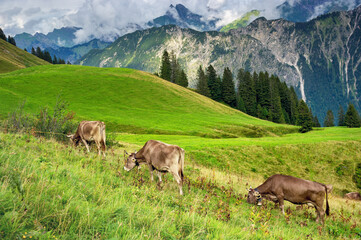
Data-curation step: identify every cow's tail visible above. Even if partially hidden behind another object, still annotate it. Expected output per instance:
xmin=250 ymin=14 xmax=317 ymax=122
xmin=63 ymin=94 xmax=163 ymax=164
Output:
xmin=324 ymin=185 xmax=330 ymax=216
xmin=178 ymin=148 xmax=185 ymax=182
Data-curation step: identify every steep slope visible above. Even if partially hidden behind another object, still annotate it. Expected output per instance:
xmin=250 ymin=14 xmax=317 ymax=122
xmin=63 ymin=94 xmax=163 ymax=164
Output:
xmin=79 ymin=6 xmax=361 ymax=122
xmin=220 ymin=10 xmax=260 ymax=32
xmin=0 ymin=39 xmax=50 ymax=73
xmin=0 ymin=65 xmax=296 ymax=137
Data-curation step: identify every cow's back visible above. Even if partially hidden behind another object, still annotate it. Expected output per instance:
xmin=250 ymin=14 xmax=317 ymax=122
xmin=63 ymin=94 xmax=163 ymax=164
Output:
xmin=141 ymin=140 xmax=183 ymax=168
xmin=262 ymin=175 xmax=326 ymax=203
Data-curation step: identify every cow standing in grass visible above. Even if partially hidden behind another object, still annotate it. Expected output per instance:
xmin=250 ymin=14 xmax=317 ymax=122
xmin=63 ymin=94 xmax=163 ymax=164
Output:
xmin=124 ymin=140 xmax=185 ymax=195
xmin=247 ymin=174 xmax=330 ymax=224
xmin=67 ymin=121 xmax=106 ymax=157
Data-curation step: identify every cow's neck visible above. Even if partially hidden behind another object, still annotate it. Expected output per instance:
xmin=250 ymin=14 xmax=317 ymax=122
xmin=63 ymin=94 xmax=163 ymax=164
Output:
xmin=256 ymin=182 xmax=269 ymax=194
xmin=134 ymin=152 xmax=146 ymax=163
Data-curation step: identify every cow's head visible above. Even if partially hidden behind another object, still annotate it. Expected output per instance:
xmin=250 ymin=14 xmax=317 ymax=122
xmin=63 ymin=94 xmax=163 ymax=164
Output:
xmin=123 ymin=150 xmax=138 ymax=171
xmin=67 ymin=134 xmax=80 ymax=146
xmin=247 ymin=188 xmax=262 ymax=206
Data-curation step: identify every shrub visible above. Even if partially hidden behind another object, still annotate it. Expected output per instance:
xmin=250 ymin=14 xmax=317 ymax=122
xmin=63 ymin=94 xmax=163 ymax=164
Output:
xmin=3 ymin=97 xmax=77 ymax=142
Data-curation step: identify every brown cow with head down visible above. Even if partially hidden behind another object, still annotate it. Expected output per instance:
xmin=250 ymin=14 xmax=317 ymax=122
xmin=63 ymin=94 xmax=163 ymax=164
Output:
xmin=247 ymin=174 xmax=330 ymax=224
xmin=124 ymin=140 xmax=185 ymax=195
xmin=67 ymin=121 xmax=106 ymax=157
xmin=344 ymin=192 xmax=361 ymax=201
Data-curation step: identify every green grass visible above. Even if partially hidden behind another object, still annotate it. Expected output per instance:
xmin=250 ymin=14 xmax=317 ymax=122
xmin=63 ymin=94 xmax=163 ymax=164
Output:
xmin=1 ymin=132 xmax=360 ymax=239
xmin=1 ymin=65 xmax=361 ymax=239
xmin=0 ymin=39 xmax=49 ymax=73
xmin=0 ymin=65 xmax=297 ymax=138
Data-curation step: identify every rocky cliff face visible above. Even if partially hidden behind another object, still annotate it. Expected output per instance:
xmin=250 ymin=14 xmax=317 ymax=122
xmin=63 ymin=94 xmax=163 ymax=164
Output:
xmin=237 ymin=6 xmax=361 ymax=120
xmin=79 ymin=6 xmax=361 ymax=121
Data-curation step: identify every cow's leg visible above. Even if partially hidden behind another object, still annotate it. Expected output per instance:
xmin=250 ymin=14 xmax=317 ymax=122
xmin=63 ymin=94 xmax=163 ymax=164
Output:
xmin=81 ymin=138 xmax=90 ymax=153
xmin=95 ymin=141 xmax=101 ymax=156
xmin=277 ymin=196 xmax=285 ymax=214
xmin=101 ymin=140 xmax=106 ymax=157
xmin=148 ymin=164 xmax=154 ymax=181
xmin=314 ymin=204 xmax=325 ymax=224
xmin=157 ymin=171 xmax=162 ymax=183
xmin=170 ymin=170 xmax=183 ymax=195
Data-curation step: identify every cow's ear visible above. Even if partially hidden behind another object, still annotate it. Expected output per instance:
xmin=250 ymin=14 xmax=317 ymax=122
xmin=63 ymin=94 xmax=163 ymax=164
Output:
xmin=124 ymin=150 xmax=129 ymax=155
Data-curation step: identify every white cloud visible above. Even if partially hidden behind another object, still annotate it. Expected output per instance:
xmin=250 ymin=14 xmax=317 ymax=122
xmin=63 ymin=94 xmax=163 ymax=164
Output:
xmin=1 ymin=0 xmax=360 ymax=43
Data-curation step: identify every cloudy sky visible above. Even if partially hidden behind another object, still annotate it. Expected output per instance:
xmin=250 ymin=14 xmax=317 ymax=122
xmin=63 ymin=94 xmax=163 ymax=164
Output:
xmin=0 ymin=0 xmax=358 ymax=43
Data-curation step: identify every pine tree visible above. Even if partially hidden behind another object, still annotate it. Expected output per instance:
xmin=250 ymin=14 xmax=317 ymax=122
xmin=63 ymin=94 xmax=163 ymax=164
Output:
xmin=36 ymin=47 xmax=43 ymax=59
xmin=289 ymin=86 xmax=299 ymax=125
xmin=279 ymin=81 xmax=292 ymax=124
xmin=43 ymin=51 xmax=52 ymax=63
xmin=7 ymin=35 xmax=16 ymax=46
xmin=53 ymin=55 xmax=58 ymax=64
xmin=338 ymin=105 xmax=345 ymax=126
xmin=238 ymin=69 xmax=256 ymax=116
xmin=269 ymin=75 xmax=285 ymax=123
xmin=324 ymin=110 xmax=334 ymax=127
xmin=207 ymin=65 xmax=222 ymax=101
xmin=221 ymin=67 xmax=236 ymax=107
xmin=176 ymin=69 xmax=188 ymax=87
xmin=31 ymin=47 xmax=36 ymax=56
xmin=297 ymin=100 xmax=313 ymax=133
xmin=237 ymin=95 xmax=246 ymax=112
xmin=0 ymin=28 xmax=6 ymax=41
xmin=170 ymin=51 xmax=180 ymax=83
xmin=258 ymin=71 xmax=271 ymax=109
xmin=345 ymin=103 xmax=361 ymax=128
xmin=313 ymin=115 xmax=321 ymax=127
xmin=196 ymin=66 xmax=210 ymax=97
xmin=160 ymin=50 xmax=171 ymax=81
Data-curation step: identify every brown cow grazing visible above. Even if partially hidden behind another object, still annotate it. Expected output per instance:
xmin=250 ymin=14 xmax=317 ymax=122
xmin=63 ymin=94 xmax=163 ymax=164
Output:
xmin=67 ymin=121 xmax=106 ymax=157
xmin=247 ymin=174 xmax=330 ymax=224
xmin=124 ymin=140 xmax=185 ymax=195
xmin=344 ymin=192 xmax=361 ymax=201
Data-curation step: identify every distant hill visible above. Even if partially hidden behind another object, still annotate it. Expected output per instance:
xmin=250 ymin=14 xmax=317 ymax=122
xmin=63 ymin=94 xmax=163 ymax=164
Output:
xmin=0 ymin=39 xmax=50 ymax=73
xmin=14 ymin=27 xmax=110 ymax=63
xmin=220 ymin=10 xmax=260 ymax=32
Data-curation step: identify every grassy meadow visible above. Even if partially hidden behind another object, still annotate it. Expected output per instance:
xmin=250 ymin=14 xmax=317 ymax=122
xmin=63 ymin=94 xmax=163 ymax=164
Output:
xmin=1 ymin=65 xmax=361 ymax=239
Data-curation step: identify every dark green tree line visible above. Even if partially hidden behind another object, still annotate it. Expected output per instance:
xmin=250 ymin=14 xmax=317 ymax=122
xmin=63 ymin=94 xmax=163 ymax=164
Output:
xmin=160 ymin=50 xmax=188 ymax=88
xmin=30 ymin=47 xmax=66 ymax=64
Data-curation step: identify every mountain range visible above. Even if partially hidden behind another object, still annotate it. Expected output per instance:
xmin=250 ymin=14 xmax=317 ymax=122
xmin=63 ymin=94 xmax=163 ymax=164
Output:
xmin=14 ymin=1 xmax=360 ymax=64
xmin=78 ymin=5 xmax=361 ymax=122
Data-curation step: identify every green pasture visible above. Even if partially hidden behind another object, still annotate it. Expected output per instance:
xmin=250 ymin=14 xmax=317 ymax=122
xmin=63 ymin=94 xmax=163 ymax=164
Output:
xmin=0 ymin=65 xmax=297 ymax=138
xmin=1 ymin=65 xmax=361 ymax=239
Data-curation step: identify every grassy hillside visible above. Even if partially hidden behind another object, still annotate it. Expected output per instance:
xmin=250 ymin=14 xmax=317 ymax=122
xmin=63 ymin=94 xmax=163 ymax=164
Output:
xmin=1 ymin=65 xmax=361 ymax=239
xmin=0 ymin=39 xmax=50 ymax=73
xmin=0 ymin=65 xmax=297 ymax=138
